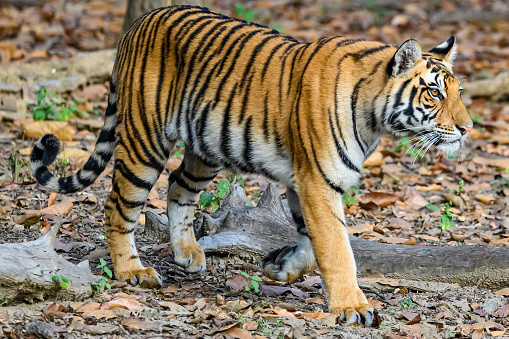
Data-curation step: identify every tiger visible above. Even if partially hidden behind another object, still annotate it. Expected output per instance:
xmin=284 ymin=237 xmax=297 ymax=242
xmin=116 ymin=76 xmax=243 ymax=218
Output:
xmin=30 ymin=5 xmax=472 ymax=326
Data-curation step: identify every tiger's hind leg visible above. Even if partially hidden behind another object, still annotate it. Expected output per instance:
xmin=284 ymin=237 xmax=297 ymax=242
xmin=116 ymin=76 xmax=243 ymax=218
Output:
xmin=261 ymin=187 xmax=317 ymax=281
xmin=105 ymin=143 xmax=172 ymax=288
xmin=167 ymin=149 xmax=220 ymax=273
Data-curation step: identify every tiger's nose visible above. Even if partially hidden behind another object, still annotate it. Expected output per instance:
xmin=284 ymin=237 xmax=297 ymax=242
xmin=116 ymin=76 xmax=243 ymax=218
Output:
xmin=457 ymin=125 xmax=472 ymax=135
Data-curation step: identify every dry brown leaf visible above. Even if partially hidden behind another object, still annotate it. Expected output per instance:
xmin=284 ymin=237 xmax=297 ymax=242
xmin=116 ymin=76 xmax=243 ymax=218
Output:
xmin=495 ymin=287 xmax=509 ymax=296
xmin=271 ymin=308 xmax=295 ymax=318
xmin=404 ymin=188 xmax=429 ymax=210
xmin=45 ymin=302 xmax=64 ymax=315
xmin=159 ymin=301 xmax=188 ymax=312
xmin=100 ymin=298 xmax=143 ymax=311
xmin=18 ymin=147 xmax=31 ymax=156
xmin=415 ymin=184 xmax=443 ymax=192
xmin=363 ymin=151 xmax=385 ymax=167
xmin=224 ymin=327 xmax=252 ymax=339
xmin=359 ymin=192 xmax=398 ymax=208
xmin=40 ymin=198 xmax=74 ymax=215
xmin=48 ymin=192 xmax=58 ymax=207
xmin=302 ymin=312 xmax=332 ymax=320
xmin=148 ymin=188 xmax=159 ymax=200
xmin=24 ymin=121 xmax=75 ymax=141
xmin=242 ymin=321 xmax=257 ymax=331
xmin=305 ymin=297 xmax=325 ymax=305
xmin=122 ymin=318 xmax=163 ymax=331
xmin=84 ymin=309 xmax=117 ymax=319
xmin=76 ymin=302 xmax=101 ymax=313
xmin=368 ymin=299 xmax=385 ymax=309
xmin=12 ymin=214 xmax=41 ymax=226
xmin=475 ymin=194 xmax=495 ymax=204
xmin=472 ymin=156 xmax=509 ymax=169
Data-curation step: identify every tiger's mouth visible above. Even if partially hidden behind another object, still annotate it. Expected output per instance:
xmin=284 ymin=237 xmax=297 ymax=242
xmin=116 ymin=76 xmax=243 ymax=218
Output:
xmin=396 ymin=129 xmax=465 ymax=158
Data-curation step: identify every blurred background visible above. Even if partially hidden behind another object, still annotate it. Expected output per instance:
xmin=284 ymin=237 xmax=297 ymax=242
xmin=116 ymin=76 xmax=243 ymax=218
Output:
xmin=0 ymin=0 xmax=508 ymax=80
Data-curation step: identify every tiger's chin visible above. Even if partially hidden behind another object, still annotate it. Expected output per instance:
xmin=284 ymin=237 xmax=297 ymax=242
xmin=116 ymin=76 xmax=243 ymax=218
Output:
xmin=436 ymin=140 xmax=461 ymax=156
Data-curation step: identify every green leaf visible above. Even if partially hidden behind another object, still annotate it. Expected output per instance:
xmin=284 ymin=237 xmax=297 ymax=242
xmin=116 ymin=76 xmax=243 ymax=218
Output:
xmin=251 ymin=275 xmax=262 ymax=282
xmin=104 ymin=267 xmax=113 ymax=278
xmin=343 ymin=192 xmax=358 ymax=206
xmin=99 ymin=258 xmax=107 ymax=267
xmin=60 ymin=280 xmax=69 ymax=289
xmin=212 ymin=201 xmax=219 ymax=212
xmin=216 ymin=180 xmax=231 ymax=200
xmin=33 ymin=108 xmax=47 ymax=121
xmin=36 ymin=88 xmax=46 ymax=105
xmin=198 ymin=191 xmax=214 ymax=207
xmin=105 ymin=283 xmax=111 ymax=290
xmin=240 ymin=271 xmax=250 ymax=278
xmin=235 ymin=3 xmax=244 ymax=15
xmin=244 ymin=285 xmax=250 ymax=291
xmin=272 ymin=23 xmax=284 ymax=34
xmin=441 ymin=214 xmax=451 ymax=230
xmin=251 ymin=280 xmax=259 ymax=292
xmin=173 ymin=151 xmax=181 ymax=158
xmin=426 ymin=204 xmax=440 ymax=212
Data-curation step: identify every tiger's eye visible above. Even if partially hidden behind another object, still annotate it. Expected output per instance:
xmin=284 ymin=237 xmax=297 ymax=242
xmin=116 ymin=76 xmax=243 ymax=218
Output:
xmin=430 ymin=88 xmax=439 ymax=97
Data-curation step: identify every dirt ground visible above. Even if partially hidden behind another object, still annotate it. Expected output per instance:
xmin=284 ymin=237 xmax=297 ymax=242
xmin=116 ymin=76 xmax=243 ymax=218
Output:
xmin=0 ymin=0 xmax=509 ymax=338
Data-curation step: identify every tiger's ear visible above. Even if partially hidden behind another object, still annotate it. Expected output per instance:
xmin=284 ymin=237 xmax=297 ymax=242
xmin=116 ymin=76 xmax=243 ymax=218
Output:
xmin=387 ymin=39 xmax=422 ymax=77
xmin=429 ymin=36 xmax=457 ymax=64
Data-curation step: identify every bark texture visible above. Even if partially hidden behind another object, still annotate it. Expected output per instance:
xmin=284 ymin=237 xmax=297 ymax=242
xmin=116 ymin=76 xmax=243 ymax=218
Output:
xmin=0 ymin=224 xmax=97 ymax=304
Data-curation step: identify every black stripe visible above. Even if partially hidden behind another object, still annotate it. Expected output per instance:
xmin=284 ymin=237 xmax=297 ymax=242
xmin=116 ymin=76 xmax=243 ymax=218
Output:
xmin=112 ymin=182 xmax=146 ymax=208
xmin=262 ymin=93 xmax=269 ymax=142
xmin=261 ymin=42 xmax=289 ymax=80
xmin=350 ymin=77 xmax=367 ymax=154
xmin=35 ymin=167 xmax=52 ymax=186
xmin=328 ymin=109 xmax=360 ymax=172
xmin=115 ymin=159 xmax=153 ymax=191
xmin=220 ymin=83 xmax=238 ymax=160
xmin=182 ymin=169 xmax=217 ymax=182
xmin=351 ymin=45 xmax=390 ymax=59
xmin=243 ymin=116 xmax=255 ymax=172
xmin=169 ymin=198 xmax=195 ymax=206
xmin=169 ymin=171 xmax=202 ymax=193
xmin=310 ymin=144 xmax=344 ymax=194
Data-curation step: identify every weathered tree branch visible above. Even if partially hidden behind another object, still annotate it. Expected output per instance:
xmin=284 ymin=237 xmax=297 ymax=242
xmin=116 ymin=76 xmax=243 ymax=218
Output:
xmin=145 ymin=183 xmax=509 ymax=289
xmin=0 ymin=224 xmax=97 ymax=304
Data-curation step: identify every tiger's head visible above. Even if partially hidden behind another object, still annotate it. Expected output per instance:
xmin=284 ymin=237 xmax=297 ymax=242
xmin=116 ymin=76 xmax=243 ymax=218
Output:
xmin=383 ymin=36 xmax=472 ymax=155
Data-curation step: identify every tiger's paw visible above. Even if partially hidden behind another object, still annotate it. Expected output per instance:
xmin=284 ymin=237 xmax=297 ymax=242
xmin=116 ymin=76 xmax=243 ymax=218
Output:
xmin=173 ymin=239 xmax=206 ymax=274
xmin=331 ymin=304 xmax=374 ymax=327
xmin=330 ymin=288 xmax=374 ymax=327
xmin=261 ymin=245 xmax=317 ymax=282
xmin=114 ymin=267 xmax=162 ymax=288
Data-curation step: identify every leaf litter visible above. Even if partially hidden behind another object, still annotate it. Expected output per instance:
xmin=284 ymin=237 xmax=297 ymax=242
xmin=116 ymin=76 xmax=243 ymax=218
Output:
xmin=0 ymin=0 xmax=509 ymax=338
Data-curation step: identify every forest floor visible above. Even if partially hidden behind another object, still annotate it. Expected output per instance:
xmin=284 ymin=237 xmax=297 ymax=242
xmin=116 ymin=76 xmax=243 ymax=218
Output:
xmin=0 ymin=0 xmax=509 ymax=338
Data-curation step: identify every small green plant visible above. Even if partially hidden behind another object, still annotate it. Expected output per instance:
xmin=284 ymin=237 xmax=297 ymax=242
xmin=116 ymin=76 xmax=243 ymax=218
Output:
xmin=9 ymin=150 xmax=26 ymax=183
xmin=240 ymin=271 xmax=262 ymax=293
xmin=52 ymin=275 xmax=71 ymax=289
xmin=379 ymin=321 xmax=386 ymax=329
xmin=92 ymin=258 xmax=112 ymax=293
xmin=30 ymin=88 xmax=86 ymax=121
xmin=53 ymin=157 xmax=72 ymax=177
xmin=401 ymin=298 xmax=414 ymax=308
xmin=386 ymin=309 xmax=397 ymax=315
xmin=235 ymin=3 xmax=257 ymax=23
xmin=343 ymin=191 xmax=358 ymax=206
xmin=199 ymin=179 xmax=231 ymax=211
xmin=426 ymin=180 xmax=464 ymax=243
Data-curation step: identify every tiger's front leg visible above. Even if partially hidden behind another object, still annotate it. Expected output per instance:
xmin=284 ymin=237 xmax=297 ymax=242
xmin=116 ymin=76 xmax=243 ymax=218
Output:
xmin=295 ymin=172 xmax=374 ymax=326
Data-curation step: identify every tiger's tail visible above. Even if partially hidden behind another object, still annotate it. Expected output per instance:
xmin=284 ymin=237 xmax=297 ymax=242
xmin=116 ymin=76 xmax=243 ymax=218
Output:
xmin=30 ymin=86 xmax=117 ymax=194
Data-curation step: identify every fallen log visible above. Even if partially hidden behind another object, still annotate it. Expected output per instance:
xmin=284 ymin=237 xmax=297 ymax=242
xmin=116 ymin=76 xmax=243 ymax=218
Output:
xmin=145 ymin=183 xmax=509 ymax=289
xmin=0 ymin=224 xmax=97 ymax=304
